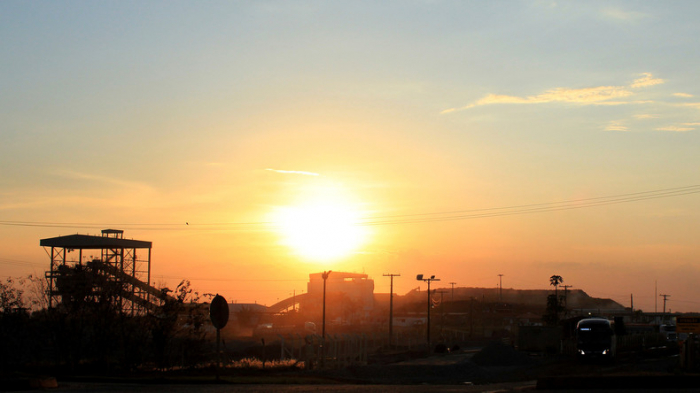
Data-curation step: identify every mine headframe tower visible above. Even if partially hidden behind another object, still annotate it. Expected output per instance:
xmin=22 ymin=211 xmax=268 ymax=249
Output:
xmin=41 ymin=229 xmax=163 ymax=315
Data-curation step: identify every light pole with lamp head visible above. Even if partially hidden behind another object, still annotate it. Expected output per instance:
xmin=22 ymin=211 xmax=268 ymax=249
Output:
xmin=322 ymin=270 xmax=332 ymax=339
xmin=417 ymin=274 xmax=440 ymax=352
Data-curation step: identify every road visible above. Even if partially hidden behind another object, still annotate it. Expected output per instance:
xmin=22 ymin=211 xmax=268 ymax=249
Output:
xmin=43 ymin=381 xmax=700 ymax=393
xmin=45 ymin=381 xmax=538 ymax=393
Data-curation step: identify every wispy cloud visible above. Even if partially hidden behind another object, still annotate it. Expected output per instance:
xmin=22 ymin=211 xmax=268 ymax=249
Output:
xmin=533 ymin=0 xmax=558 ymax=9
xmin=674 ymin=93 xmax=694 ymax=98
xmin=678 ymin=102 xmax=700 ymax=109
xmin=634 ymin=114 xmax=659 ymax=119
xmin=1 ymin=169 xmax=161 ymax=211
xmin=601 ymin=7 xmax=649 ymax=22
xmin=442 ymin=73 xmax=662 ymax=114
xmin=54 ymin=169 xmax=154 ymax=191
xmin=656 ymin=125 xmax=695 ymax=132
xmin=630 ymin=73 xmax=664 ymax=88
xmin=605 ymin=121 xmax=629 ymax=132
xmin=442 ymin=86 xmax=632 ymax=114
xmin=265 ymin=168 xmax=320 ymax=176
xmin=593 ymin=100 xmax=653 ymax=106
xmin=0 ymin=194 xmax=99 ymax=211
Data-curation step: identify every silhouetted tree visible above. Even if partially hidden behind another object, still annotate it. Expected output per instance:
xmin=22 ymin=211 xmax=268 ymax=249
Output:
xmin=0 ymin=274 xmax=218 ymax=373
xmin=150 ymin=280 xmax=208 ymax=369
xmin=543 ymin=294 xmax=563 ymax=326
xmin=26 ymin=274 xmax=49 ymax=310
xmin=236 ymin=306 xmax=256 ymax=329
xmin=543 ymin=275 xmax=565 ymax=327
xmin=0 ymin=277 xmax=26 ymax=313
xmin=549 ymin=275 xmax=563 ymax=302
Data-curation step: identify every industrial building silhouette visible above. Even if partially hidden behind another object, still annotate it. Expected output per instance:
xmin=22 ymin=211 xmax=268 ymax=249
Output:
xmin=41 ymin=229 xmax=172 ymax=314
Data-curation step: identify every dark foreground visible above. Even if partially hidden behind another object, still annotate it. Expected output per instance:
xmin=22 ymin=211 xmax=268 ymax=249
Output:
xmin=10 ymin=382 xmax=538 ymax=393
xmin=3 ymin=344 xmax=695 ymax=392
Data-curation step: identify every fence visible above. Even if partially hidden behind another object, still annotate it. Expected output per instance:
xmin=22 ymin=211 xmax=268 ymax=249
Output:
xmin=275 ymin=328 xmax=475 ymax=369
xmin=277 ymin=333 xmax=369 ymax=369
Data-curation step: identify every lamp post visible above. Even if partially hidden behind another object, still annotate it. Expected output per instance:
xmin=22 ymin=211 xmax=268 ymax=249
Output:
xmin=498 ymin=274 xmax=503 ymax=301
xmin=417 ymin=274 xmax=440 ymax=351
xmin=322 ymin=270 xmax=332 ymax=339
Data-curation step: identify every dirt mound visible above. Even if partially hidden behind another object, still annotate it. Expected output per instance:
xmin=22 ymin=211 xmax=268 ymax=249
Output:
xmin=471 ymin=342 xmax=534 ymax=367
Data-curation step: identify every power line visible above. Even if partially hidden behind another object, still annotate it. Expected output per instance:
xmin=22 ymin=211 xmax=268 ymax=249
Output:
xmin=361 ymin=185 xmax=700 ymax=226
xmin=153 ymin=275 xmax=308 ymax=283
xmin=0 ymin=220 xmax=271 ymax=231
xmin=1 ymin=184 xmax=698 ymax=230
xmin=0 ymin=257 xmax=44 ymax=268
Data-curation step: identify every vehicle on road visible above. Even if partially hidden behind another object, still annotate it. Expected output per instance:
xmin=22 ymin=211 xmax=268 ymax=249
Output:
xmin=576 ymin=317 xmax=616 ymax=359
xmin=660 ymin=324 xmax=678 ymax=341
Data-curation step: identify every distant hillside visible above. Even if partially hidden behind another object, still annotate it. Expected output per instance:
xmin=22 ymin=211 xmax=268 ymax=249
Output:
xmin=399 ymin=286 xmax=624 ymax=310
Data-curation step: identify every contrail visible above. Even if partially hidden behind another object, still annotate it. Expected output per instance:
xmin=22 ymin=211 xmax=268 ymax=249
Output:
xmin=265 ymin=168 xmax=320 ymax=176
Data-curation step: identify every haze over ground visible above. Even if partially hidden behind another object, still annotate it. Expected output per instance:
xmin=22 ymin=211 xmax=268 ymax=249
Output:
xmin=2 ymin=1 xmax=699 ymax=312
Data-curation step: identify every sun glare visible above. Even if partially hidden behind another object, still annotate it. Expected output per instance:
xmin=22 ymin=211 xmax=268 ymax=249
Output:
xmin=273 ymin=202 xmax=368 ymax=261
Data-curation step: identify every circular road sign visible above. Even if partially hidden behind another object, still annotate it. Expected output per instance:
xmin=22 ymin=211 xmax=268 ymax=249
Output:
xmin=209 ymin=294 xmax=229 ymax=330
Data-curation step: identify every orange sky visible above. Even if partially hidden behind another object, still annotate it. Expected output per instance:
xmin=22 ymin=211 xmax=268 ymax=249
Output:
xmin=2 ymin=2 xmax=700 ymax=313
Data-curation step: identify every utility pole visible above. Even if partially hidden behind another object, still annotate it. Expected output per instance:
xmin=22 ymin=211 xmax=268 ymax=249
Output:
xmin=498 ymin=274 xmax=504 ymax=301
xmin=561 ymin=285 xmax=573 ymax=307
xmin=383 ymin=273 xmax=400 ymax=347
xmin=469 ymin=297 xmax=474 ymax=338
xmin=561 ymin=285 xmax=572 ymax=318
xmin=436 ymin=290 xmax=448 ymax=336
xmin=660 ymin=294 xmax=670 ymax=322
xmin=449 ymin=282 xmax=456 ymax=302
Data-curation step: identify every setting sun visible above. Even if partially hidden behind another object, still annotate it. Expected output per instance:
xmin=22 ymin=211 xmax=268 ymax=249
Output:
xmin=272 ymin=202 xmax=368 ymax=262
xmin=4 ymin=1 xmax=700 ymax=318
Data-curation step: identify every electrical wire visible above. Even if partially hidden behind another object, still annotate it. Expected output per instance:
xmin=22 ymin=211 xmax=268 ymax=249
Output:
xmin=153 ymin=274 xmax=308 ymax=283
xmin=360 ymin=185 xmax=700 ymax=226
xmin=0 ymin=257 xmax=44 ymax=268
xmin=1 ymin=184 xmax=698 ymax=231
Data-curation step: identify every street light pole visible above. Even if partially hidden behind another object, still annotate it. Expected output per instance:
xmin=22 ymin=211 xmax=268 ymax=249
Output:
xmin=322 ymin=270 xmax=332 ymax=339
xmin=498 ymin=274 xmax=503 ymax=301
xmin=417 ymin=274 xmax=440 ymax=352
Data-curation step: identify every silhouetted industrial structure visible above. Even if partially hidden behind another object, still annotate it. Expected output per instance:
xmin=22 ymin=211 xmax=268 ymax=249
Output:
xmin=41 ymin=229 xmax=170 ymax=315
xmin=305 ymin=272 xmax=374 ymax=317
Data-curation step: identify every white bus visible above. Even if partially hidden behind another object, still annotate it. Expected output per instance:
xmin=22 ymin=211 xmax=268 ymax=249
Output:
xmin=576 ymin=318 xmax=616 ymax=359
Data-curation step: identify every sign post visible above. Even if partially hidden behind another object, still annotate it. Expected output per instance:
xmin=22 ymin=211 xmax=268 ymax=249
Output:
xmin=209 ymin=294 xmax=229 ymax=379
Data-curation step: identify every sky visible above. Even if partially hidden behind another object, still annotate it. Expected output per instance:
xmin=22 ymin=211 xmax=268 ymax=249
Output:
xmin=2 ymin=1 xmax=700 ymax=313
